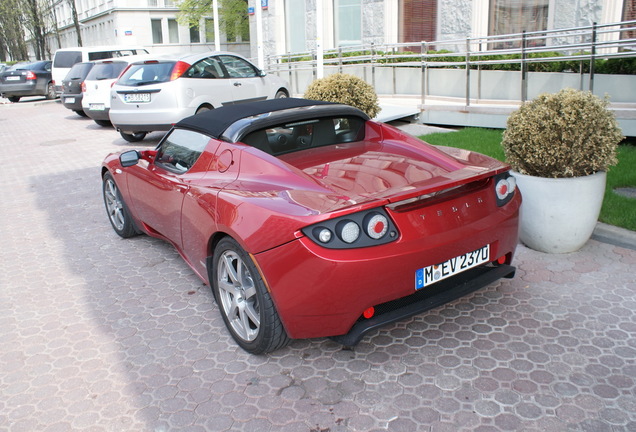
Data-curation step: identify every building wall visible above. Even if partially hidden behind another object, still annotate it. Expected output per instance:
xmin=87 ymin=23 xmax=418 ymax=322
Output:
xmin=257 ymin=0 xmax=627 ymax=59
xmin=45 ymin=0 xmax=249 ymax=60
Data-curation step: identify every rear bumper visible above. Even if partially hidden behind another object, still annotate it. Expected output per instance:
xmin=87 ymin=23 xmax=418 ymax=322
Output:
xmin=253 ymin=195 xmax=520 ymax=340
xmin=109 ymin=106 xmax=191 ymax=133
xmin=86 ymin=107 xmax=110 ymax=121
xmin=62 ymin=94 xmax=83 ymax=111
xmin=0 ymin=82 xmax=43 ymax=97
xmin=330 ymin=264 xmax=516 ymax=346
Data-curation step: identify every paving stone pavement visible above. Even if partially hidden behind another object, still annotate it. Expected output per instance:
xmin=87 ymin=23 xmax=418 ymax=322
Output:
xmin=1 ymin=100 xmax=635 ymax=432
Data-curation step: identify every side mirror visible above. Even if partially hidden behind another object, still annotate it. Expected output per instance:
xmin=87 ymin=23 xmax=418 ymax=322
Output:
xmin=258 ymin=70 xmax=267 ymax=78
xmin=119 ymin=150 xmax=140 ymax=167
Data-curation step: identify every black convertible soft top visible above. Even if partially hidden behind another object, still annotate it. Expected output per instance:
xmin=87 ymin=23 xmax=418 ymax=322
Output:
xmin=175 ymin=98 xmax=369 ymax=142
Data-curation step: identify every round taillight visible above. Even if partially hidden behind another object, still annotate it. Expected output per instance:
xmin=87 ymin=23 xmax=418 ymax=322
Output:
xmin=337 ymin=220 xmax=360 ymax=244
xmin=507 ymin=175 xmax=516 ymax=192
xmin=496 ymin=178 xmax=510 ymax=200
xmin=313 ymin=227 xmax=332 ymax=243
xmin=365 ymin=213 xmax=388 ymax=240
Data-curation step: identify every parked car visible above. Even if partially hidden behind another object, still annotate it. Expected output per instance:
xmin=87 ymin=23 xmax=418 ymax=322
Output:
xmin=61 ymin=62 xmax=95 ymax=117
xmin=109 ymin=51 xmax=289 ymax=142
xmin=52 ymin=46 xmax=148 ymax=95
xmin=101 ymin=98 xmax=521 ymax=354
xmin=0 ymin=61 xmax=56 ymax=102
xmin=82 ymin=56 xmax=149 ymax=127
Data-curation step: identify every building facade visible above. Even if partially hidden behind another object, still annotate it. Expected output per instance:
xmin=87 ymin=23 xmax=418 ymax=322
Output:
xmin=45 ymin=0 xmax=635 ymax=62
xmin=252 ymin=0 xmax=636 ymax=58
xmin=48 ymin=0 xmax=250 ymax=58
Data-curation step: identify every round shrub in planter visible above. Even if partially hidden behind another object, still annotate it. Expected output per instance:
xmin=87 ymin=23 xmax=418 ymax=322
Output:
xmin=303 ymin=73 xmax=380 ymax=118
xmin=502 ymin=88 xmax=623 ymax=253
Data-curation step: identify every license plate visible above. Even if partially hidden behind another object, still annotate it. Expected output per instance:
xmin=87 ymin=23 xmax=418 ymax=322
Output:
xmin=124 ymin=93 xmax=150 ymax=103
xmin=415 ymin=245 xmax=490 ymax=290
xmin=6 ymin=76 xmax=20 ymax=81
xmin=89 ymin=103 xmax=105 ymax=111
xmin=64 ymin=97 xmax=75 ymax=104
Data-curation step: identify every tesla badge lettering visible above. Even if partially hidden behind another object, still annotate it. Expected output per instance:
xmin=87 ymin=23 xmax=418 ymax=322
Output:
xmin=420 ymin=196 xmax=485 ymax=220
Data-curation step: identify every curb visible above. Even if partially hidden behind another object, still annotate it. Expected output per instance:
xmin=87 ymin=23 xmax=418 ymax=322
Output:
xmin=592 ymin=222 xmax=636 ymax=251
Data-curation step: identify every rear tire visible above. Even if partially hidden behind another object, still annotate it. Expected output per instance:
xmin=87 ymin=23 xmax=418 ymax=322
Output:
xmin=8 ymin=96 xmax=20 ymax=103
xmin=275 ymin=90 xmax=288 ymax=99
xmin=120 ymin=131 xmax=147 ymax=142
xmin=45 ymin=82 xmax=56 ymax=100
xmin=196 ymin=105 xmax=212 ymax=114
xmin=74 ymin=110 xmax=88 ymax=117
xmin=95 ymin=119 xmax=112 ymax=127
xmin=212 ymin=237 xmax=290 ymax=354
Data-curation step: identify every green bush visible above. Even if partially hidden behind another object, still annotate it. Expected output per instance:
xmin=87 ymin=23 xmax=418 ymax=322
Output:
xmin=303 ymin=73 xmax=380 ymax=118
xmin=502 ymin=88 xmax=623 ymax=178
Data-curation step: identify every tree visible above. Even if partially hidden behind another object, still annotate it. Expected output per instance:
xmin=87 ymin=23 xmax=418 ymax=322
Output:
xmin=177 ymin=0 xmax=249 ymax=43
xmin=67 ymin=0 xmax=82 ymax=46
xmin=0 ymin=0 xmax=29 ymax=60
xmin=24 ymin=0 xmax=48 ymax=59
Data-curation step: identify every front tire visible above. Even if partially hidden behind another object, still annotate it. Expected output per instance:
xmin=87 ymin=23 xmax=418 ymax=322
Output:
xmin=275 ymin=90 xmax=288 ymax=99
xmin=102 ymin=172 xmax=138 ymax=238
xmin=74 ymin=110 xmax=88 ymax=117
xmin=120 ymin=131 xmax=146 ymax=142
xmin=212 ymin=238 xmax=290 ymax=354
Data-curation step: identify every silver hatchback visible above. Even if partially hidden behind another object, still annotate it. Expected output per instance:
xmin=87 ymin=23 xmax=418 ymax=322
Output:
xmin=109 ymin=51 xmax=289 ymax=142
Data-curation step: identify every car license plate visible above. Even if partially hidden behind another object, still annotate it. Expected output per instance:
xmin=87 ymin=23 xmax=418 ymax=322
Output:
xmin=64 ymin=97 xmax=75 ymax=104
xmin=124 ymin=93 xmax=150 ymax=103
xmin=6 ymin=76 xmax=20 ymax=81
xmin=415 ymin=245 xmax=490 ymax=290
xmin=90 ymin=103 xmax=105 ymax=111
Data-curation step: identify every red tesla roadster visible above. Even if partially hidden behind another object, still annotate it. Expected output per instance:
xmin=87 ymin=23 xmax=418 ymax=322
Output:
xmin=102 ymin=98 xmax=521 ymax=354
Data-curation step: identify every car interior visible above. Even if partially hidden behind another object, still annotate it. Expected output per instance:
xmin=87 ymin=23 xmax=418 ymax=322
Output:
xmin=242 ymin=116 xmax=365 ymax=156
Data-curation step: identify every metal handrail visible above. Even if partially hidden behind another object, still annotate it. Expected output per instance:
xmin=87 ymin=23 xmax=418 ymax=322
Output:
xmin=266 ymin=20 xmax=636 ymax=103
xmin=267 ymin=20 xmax=636 ymax=70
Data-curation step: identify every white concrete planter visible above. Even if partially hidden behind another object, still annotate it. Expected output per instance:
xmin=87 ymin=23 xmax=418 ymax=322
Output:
xmin=512 ymin=171 xmax=607 ymax=254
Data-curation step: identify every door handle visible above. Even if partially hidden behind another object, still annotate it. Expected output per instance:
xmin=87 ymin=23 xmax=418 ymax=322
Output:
xmin=233 ymin=82 xmax=242 ymax=87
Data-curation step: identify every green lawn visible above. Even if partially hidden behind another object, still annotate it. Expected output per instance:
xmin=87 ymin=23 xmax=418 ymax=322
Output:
xmin=420 ymin=128 xmax=636 ymax=232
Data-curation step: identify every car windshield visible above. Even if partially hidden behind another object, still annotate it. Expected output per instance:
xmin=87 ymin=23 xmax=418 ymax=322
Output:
xmin=117 ymin=62 xmax=176 ymax=86
xmin=86 ymin=62 xmax=129 ymax=80
xmin=241 ymin=116 xmax=366 ymax=156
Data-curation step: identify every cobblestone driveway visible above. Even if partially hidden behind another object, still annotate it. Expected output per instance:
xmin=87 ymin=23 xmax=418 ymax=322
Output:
xmin=1 ymin=101 xmax=635 ymax=431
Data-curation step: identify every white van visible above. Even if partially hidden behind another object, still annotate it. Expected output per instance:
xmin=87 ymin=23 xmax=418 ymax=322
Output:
xmin=52 ymin=46 xmax=148 ymax=94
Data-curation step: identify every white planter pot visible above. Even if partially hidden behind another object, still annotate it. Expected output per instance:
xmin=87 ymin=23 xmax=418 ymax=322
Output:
xmin=512 ymin=171 xmax=607 ymax=254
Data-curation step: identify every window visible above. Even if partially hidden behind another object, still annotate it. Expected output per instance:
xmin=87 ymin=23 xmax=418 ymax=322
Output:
xmin=241 ymin=116 xmax=365 ymax=155
xmin=190 ymin=25 xmax=200 ymax=43
xmin=205 ymin=18 xmax=215 ymax=42
xmin=155 ymin=129 xmax=211 ymax=173
xmin=285 ymin=0 xmax=306 ymax=52
xmin=151 ymin=19 xmax=163 ymax=44
xmin=183 ymin=56 xmax=226 ymax=79
xmin=622 ymin=0 xmax=636 ymax=42
xmin=489 ymin=0 xmax=548 ymax=48
xmin=168 ymin=19 xmax=179 ymax=43
xmin=335 ymin=0 xmax=362 ymax=46
xmin=218 ymin=55 xmax=258 ymax=78
xmin=399 ymin=0 xmax=437 ymax=50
